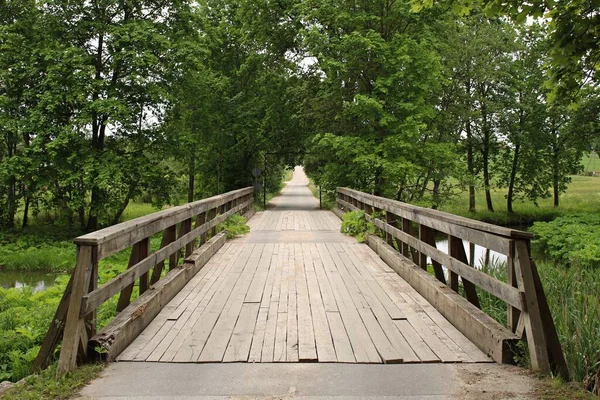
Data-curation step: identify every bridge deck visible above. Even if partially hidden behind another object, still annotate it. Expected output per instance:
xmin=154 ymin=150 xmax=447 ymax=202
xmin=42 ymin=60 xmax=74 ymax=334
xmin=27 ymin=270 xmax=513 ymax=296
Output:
xmin=118 ymin=167 xmax=490 ymax=364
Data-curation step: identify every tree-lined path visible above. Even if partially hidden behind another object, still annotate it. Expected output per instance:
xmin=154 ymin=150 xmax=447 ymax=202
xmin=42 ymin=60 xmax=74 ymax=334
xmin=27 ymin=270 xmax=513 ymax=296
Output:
xmin=118 ymin=167 xmax=489 ymax=365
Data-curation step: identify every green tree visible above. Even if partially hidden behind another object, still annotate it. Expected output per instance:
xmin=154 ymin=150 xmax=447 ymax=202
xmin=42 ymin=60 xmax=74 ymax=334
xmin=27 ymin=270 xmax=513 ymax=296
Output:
xmin=301 ymin=0 xmax=449 ymax=202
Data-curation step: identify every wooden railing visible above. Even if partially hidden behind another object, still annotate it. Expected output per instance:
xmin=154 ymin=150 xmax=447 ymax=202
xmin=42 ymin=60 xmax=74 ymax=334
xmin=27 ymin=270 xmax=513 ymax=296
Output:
xmin=336 ymin=187 xmax=567 ymax=378
xmin=34 ymin=187 xmax=254 ymax=376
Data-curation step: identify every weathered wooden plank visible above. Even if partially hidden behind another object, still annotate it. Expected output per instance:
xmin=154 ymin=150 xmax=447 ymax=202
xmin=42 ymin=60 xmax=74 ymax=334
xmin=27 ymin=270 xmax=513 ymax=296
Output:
xmin=57 ymin=245 xmax=93 ymax=376
xmin=273 ymin=311 xmax=288 ymax=362
xmin=340 ymin=244 xmax=405 ymax=320
xmin=514 ymin=240 xmax=551 ymax=375
xmin=245 ymin=243 xmax=276 ymax=303
xmin=285 ymin=244 xmax=299 ymax=362
xmin=294 ymin=243 xmax=318 ymax=362
xmin=309 ymin=245 xmax=338 ymax=312
xmin=91 ymin=233 xmax=228 ymax=363
xmin=248 ymin=246 xmax=278 ymax=362
xmin=303 ymin=244 xmax=337 ymax=362
xmin=317 ymin=244 xmax=380 ymax=363
xmin=367 ymin=235 xmax=516 ymax=364
xmin=198 ymin=244 xmax=264 ymax=362
xmin=248 ymin=307 xmax=269 ymax=363
xmin=449 ymin=235 xmax=480 ymax=308
xmin=146 ymin=244 xmax=241 ymax=362
xmin=75 ymin=189 xmax=253 ymax=258
xmin=172 ymin=244 xmax=255 ymax=362
xmin=223 ymin=303 xmax=260 ymax=362
xmin=369 ymin=217 xmax=522 ymax=310
xmin=150 ymin=225 xmax=177 ymax=284
xmin=326 ymin=311 xmax=355 ymax=363
xmin=336 ymin=246 xmax=415 ymax=363
xmin=394 ymin=320 xmax=440 ymax=362
xmin=357 ymin=308 xmax=403 ymax=364
xmin=337 ymin=188 xmax=532 ymax=241
xmin=261 ymin=245 xmax=284 ymax=362
xmin=33 ymin=272 xmax=74 ymax=370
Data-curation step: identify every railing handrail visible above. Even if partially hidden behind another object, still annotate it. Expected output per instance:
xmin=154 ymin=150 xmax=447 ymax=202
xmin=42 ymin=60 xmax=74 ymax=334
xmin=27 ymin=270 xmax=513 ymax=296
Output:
xmin=36 ymin=187 xmax=255 ymax=377
xmin=337 ymin=187 xmax=533 ymax=240
xmin=75 ymin=187 xmax=253 ymax=260
xmin=336 ymin=187 xmax=567 ymax=378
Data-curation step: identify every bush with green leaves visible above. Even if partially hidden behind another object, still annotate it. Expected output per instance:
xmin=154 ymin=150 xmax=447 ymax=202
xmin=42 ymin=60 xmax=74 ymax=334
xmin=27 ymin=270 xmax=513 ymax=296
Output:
xmin=340 ymin=210 xmax=377 ymax=242
xmin=218 ymin=214 xmax=250 ymax=239
xmin=530 ymin=214 xmax=600 ymax=268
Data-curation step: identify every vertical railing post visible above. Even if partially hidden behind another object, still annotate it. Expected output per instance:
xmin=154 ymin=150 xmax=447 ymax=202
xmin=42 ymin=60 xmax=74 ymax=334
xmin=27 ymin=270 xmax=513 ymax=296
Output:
xmin=137 ymin=238 xmax=150 ymax=295
xmin=514 ymin=239 xmax=551 ymax=375
xmin=386 ymin=211 xmax=397 ymax=250
xmin=85 ymin=248 xmax=99 ymax=337
xmin=117 ymin=238 xmax=149 ymax=312
xmin=449 ymin=235 xmax=480 ymax=308
xmin=56 ymin=245 xmax=94 ymax=377
xmin=507 ymin=241 xmax=520 ymax=332
xmin=420 ymin=226 xmax=446 ymax=284
xmin=151 ymin=225 xmax=177 ymax=284
xmin=417 ymin=224 xmax=428 ymax=271
xmin=196 ymin=211 xmax=207 ymax=248
xmin=210 ymin=206 xmax=218 ymax=237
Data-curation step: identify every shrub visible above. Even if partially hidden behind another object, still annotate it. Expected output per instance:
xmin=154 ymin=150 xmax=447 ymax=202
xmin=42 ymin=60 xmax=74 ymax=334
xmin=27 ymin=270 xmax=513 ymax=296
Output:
xmin=530 ymin=214 xmax=600 ymax=268
xmin=218 ymin=214 xmax=250 ymax=239
xmin=340 ymin=210 xmax=377 ymax=242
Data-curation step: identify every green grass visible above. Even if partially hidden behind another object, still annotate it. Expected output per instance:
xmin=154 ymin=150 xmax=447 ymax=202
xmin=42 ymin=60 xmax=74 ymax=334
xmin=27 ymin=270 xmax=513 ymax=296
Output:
xmin=0 ymin=202 xmax=164 ymax=273
xmin=1 ymin=363 xmax=105 ymax=400
xmin=537 ymin=377 xmax=598 ymax=399
xmin=307 ymin=179 xmax=335 ymax=210
xmin=465 ymin=256 xmax=600 ymax=395
xmin=119 ymin=202 xmax=164 ymax=222
xmin=581 ymin=152 xmax=600 ymax=174
xmin=439 ymin=175 xmax=600 ymax=226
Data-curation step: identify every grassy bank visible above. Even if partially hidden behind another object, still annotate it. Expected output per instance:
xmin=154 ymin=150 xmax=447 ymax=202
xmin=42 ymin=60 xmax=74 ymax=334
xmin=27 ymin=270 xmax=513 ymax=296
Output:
xmin=439 ymin=175 xmax=600 ymax=226
xmin=307 ymin=179 xmax=335 ymax=209
xmin=0 ymin=202 xmax=165 ymax=273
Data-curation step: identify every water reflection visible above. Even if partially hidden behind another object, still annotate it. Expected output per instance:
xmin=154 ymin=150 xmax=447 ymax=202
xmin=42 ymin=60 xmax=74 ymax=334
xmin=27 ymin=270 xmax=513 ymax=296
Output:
xmin=434 ymin=239 xmax=507 ymax=268
xmin=0 ymin=271 xmax=58 ymax=293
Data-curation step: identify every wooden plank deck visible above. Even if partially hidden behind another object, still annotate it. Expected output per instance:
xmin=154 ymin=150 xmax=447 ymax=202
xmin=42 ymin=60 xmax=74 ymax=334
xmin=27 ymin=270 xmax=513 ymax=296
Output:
xmin=119 ymin=167 xmax=491 ymax=365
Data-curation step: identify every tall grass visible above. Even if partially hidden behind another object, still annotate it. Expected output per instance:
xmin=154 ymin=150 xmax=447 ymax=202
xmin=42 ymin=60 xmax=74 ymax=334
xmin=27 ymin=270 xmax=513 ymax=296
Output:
xmin=539 ymin=262 xmax=600 ymax=394
xmin=474 ymin=257 xmax=600 ymax=395
xmin=439 ymin=175 xmax=600 ymax=226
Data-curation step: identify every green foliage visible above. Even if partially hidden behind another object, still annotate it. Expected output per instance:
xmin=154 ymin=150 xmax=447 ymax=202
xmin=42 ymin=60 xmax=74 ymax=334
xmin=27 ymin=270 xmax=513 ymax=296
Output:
xmin=0 ymin=280 xmax=66 ymax=381
xmin=2 ymin=363 xmax=105 ymax=400
xmin=219 ymin=214 xmax=250 ymax=239
xmin=539 ymin=261 xmax=600 ymax=393
xmin=340 ymin=210 xmax=376 ymax=243
xmin=469 ymin=255 xmax=599 ymax=392
xmin=531 ymin=215 xmax=600 ymax=268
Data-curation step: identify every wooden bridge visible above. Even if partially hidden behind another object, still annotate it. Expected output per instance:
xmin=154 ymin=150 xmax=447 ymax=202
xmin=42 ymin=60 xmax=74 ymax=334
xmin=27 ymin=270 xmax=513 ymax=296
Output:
xmin=35 ymin=167 xmax=567 ymax=384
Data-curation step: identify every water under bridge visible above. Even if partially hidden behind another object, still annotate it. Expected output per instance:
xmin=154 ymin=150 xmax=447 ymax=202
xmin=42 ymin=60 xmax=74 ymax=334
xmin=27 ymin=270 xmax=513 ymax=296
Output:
xmin=35 ymin=167 xmax=567 ymax=398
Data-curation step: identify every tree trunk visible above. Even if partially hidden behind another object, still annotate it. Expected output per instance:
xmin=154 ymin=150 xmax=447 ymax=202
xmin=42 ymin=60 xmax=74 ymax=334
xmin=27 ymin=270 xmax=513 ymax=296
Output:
xmin=507 ymin=142 xmax=520 ymax=214
xmin=553 ymin=150 xmax=560 ymax=208
xmin=22 ymin=195 xmax=31 ymax=229
xmin=466 ymin=120 xmax=476 ymax=213
xmin=111 ymin=183 xmax=137 ymax=226
xmin=373 ymin=165 xmax=385 ymax=197
xmin=432 ymin=179 xmax=441 ymax=209
xmin=480 ymin=102 xmax=494 ymax=212
xmin=5 ymin=134 xmax=17 ymax=228
xmin=86 ymin=33 xmax=106 ymax=232
xmin=188 ymin=156 xmax=195 ymax=203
